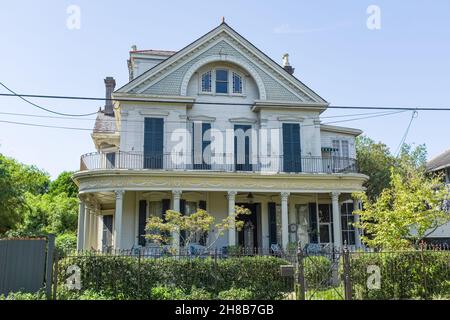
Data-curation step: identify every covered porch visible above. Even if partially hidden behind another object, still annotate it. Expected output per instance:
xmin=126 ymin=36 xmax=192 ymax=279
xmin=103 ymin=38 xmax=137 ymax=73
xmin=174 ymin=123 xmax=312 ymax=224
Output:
xmin=77 ymin=189 xmax=363 ymax=253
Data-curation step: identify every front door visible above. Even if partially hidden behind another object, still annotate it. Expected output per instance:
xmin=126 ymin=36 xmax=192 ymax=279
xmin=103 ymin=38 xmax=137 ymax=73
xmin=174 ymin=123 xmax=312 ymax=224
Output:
xmin=236 ymin=203 xmax=259 ymax=249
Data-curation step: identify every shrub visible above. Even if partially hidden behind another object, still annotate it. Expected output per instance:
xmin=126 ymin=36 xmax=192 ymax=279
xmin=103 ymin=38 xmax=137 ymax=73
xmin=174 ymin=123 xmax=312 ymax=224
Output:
xmin=347 ymin=251 xmax=450 ymax=300
xmin=218 ymin=288 xmax=254 ymax=300
xmin=57 ymin=254 xmax=290 ymax=300
xmin=0 ymin=291 xmax=46 ymax=300
xmin=55 ymin=232 xmax=77 ymax=257
xmin=151 ymin=286 xmax=185 ymax=300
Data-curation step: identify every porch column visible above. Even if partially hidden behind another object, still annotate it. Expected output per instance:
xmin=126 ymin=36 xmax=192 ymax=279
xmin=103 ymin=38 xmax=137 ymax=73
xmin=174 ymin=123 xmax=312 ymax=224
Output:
xmin=280 ymin=192 xmax=290 ymax=249
xmin=89 ymin=209 xmax=96 ymax=250
xmin=353 ymin=198 xmax=362 ymax=248
xmin=172 ymin=190 xmax=182 ymax=254
xmin=331 ymin=192 xmax=342 ymax=248
xmin=227 ymin=191 xmax=237 ymax=247
xmin=77 ymin=201 xmax=85 ymax=251
xmin=114 ymin=190 xmax=124 ymax=250
xmin=83 ymin=206 xmax=90 ymax=251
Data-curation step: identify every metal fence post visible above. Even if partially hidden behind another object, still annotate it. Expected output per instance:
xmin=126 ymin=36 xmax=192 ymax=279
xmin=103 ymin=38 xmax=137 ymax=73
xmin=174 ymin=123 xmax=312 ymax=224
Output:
xmin=138 ymin=248 xmax=142 ymax=299
xmin=343 ymin=245 xmax=352 ymax=300
xmin=45 ymin=234 xmax=55 ymax=300
xmin=296 ymin=241 xmax=306 ymax=300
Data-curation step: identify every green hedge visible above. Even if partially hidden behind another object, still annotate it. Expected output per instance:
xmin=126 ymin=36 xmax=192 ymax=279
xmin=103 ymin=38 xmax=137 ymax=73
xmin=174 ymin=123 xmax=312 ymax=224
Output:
xmin=57 ymin=254 xmax=291 ymax=300
xmin=348 ymin=251 xmax=450 ymax=300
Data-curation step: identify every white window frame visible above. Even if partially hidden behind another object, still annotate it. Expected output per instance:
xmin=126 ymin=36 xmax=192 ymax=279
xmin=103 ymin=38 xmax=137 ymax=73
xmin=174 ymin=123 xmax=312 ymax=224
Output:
xmin=198 ymin=68 xmax=245 ymax=97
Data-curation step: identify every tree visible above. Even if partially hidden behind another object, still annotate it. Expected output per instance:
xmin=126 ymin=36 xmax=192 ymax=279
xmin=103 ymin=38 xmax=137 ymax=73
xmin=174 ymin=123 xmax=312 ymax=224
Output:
xmin=48 ymin=171 xmax=78 ymax=198
xmin=16 ymin=192 xmax=78 ymax=235
xmin=356 ymin=136 xmax=394 ymax=200
xmin=354 ymin=167 xmax=450 ymax=250
xmin=0 ymin=154 xmax=50 ymax=195
xmin=145 ymin=206 xmax=251 ymax=251
xmin=356 ymin=136 xmax=428 ymax=200
xmin=0 ymin=161 xmax=23 ymax=233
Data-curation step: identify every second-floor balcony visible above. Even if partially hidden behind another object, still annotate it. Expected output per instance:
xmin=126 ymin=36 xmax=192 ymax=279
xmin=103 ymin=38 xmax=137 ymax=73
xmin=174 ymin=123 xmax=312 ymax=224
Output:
xmin=79 ymin=151 xmax=359 ymax=174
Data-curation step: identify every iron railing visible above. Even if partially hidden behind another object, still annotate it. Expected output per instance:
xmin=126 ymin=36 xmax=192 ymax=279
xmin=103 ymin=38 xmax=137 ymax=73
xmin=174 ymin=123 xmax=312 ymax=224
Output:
xmin=79 ymin=151 xmax=359 ymax=174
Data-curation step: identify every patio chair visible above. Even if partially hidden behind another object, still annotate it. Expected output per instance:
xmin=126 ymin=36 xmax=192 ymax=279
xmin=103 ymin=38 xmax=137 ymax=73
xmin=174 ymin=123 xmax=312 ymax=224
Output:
xmin=270 ymin=244 xmax=283 ymax=257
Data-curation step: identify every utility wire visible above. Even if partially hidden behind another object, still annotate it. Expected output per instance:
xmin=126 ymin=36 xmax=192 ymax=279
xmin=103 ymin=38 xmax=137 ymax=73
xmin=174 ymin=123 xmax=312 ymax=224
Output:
xmin=1 ymin=91 xmax=450 ymax=111
xmin=0 ymin=109 xmax=408 ymax=124
xmin=0 ymin=109 xmax=412 ymax=134
xmin=395 ymin=110 xmax=419 ymax=157
xmin=0 ymin=82 xmax=98 ymax=117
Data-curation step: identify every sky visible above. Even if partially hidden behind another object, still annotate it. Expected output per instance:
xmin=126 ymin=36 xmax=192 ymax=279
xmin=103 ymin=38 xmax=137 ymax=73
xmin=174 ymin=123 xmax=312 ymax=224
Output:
xmin=0 ymin=0 xmax=449 ymax=179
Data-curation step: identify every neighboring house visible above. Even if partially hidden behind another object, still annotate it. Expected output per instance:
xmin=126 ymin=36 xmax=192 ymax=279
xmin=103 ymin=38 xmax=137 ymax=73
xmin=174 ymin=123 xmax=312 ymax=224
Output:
xmin=425 ymin=149 xmax=450 ymax=245
xmin=73 ymin=22 xmax=368 ymax=253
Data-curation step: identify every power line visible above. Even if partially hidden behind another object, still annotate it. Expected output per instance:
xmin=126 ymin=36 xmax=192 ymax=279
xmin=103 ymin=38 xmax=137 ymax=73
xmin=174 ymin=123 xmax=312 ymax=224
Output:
xmin=0 ymin=109 xmax=408 ymax=124
xmin=0 ymin=109 xmax=411 ymax=134
xmin=1 ymin=91 xmax=450 ymax=111
xmin=395 ymin=110 xmax=419 ymax=157
xmin=0 ymin=82 xmax=98 ymax=117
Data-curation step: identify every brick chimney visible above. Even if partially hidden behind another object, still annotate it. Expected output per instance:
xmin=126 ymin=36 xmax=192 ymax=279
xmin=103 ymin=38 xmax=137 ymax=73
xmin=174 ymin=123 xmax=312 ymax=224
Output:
xmin=282 ymin=53 xmax=295 ymax=75
xmin=104 ymin=77 xmax=116 ymax=116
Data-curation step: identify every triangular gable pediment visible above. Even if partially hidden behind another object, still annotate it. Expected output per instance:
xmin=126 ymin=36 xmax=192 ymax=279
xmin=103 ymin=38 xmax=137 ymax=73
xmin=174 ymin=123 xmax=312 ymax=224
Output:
xmin=117 ymin=23 xmax=327 ymax=104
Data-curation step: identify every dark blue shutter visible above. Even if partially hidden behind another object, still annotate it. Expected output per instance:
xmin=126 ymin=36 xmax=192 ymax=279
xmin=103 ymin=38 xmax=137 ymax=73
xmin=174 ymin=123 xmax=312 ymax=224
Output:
xmin=144 ymin=118 xmax=164 ymax=169
xmin=138 ymin=200 xmax=147 ymax=246
xmin=234 ymin=125 xmax=252 ymax=171
xmin=198 ymin=200 xmax=207 ymax=210
xmin=180 ymin=199 xmax=186 ymax=246
xmin=268 ymin=202 xmax=277 ymax=245
xmin=282 ymin=123 xmax=301 ymax=172
xmin=198 ymin=200 xmax=207 ymax=245
xmin=308 ymin=203 xmax=318 ymax=243
xmin=193 ymin=122 xmax=211 ymax=170
xmin=161 ymin=199 xmax=171 ymax=245
xmin=161 ymin=199 xmax=170 ymax=221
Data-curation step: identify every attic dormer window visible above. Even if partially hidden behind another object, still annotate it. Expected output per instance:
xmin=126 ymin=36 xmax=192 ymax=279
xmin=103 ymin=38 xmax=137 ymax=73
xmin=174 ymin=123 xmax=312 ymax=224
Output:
xmin=232 ymin=72 xmax=242 ymax=94
xmin=201 ymin=71 xmax=212 ymax=92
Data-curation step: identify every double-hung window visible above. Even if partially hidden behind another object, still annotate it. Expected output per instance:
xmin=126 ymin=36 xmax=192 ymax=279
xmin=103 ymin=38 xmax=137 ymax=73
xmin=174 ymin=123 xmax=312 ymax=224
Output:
xmin=215 ymin=69 xmax=229 ymax=93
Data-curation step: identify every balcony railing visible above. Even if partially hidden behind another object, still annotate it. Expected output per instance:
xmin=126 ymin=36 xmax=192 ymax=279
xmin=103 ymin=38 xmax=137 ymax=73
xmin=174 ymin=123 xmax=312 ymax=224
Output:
xmin=80 ymin=152 xmax=359 ymax=174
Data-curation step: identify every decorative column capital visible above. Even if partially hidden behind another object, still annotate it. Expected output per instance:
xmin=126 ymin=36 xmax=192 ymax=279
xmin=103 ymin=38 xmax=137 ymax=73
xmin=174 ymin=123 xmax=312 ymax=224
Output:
xmin=280 ymin=192 xmax=290 ymax=202
xmin=227 ymin=190 xmax=237 ymax=200
xmin=115 ymin=190 xmax=125 ymax=200
xmin=172 ymin=189 xmax=183 ymax=199
xmin=331 ymin=192 xmax=340 ymax=201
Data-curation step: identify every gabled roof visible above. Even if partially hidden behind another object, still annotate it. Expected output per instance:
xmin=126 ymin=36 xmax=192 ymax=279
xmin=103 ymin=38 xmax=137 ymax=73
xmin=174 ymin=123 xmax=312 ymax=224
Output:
xmin=130 ymin=49 xmax=176 ymax=56
xmin=426 ymin=149 xmax=450 ymax=172
xmin=116 ymin=22 xmax=328 ymax=104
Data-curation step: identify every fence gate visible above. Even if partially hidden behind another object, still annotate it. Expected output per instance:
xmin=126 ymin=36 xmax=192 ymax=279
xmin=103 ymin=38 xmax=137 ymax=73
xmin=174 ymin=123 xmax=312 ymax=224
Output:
xmin=296 ymin=245 xmax=348 ymax=300
xmin=0 ymin=235 xmax=55 ymax=298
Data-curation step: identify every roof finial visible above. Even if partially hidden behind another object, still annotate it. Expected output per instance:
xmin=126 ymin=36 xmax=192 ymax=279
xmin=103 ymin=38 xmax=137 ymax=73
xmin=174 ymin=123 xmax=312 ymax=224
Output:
xmin=221 ymin=16 xmax=225 ymax=24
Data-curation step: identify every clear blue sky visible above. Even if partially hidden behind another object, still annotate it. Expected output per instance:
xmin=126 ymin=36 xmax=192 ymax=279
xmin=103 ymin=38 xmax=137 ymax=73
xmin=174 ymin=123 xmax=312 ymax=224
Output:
xmin=1 ymin=0 xmax=449 ymax=178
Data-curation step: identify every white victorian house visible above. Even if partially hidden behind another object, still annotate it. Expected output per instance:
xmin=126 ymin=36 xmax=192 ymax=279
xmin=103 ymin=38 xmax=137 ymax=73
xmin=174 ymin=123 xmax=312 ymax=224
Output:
xmin=73 ymin=22 xmax=368 ymax=253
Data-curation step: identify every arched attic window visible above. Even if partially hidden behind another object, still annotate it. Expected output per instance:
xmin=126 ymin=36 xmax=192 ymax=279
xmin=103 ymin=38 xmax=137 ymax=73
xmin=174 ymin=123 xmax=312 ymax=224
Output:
xmin=199 ymin=68 xmax=244 ymax=95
